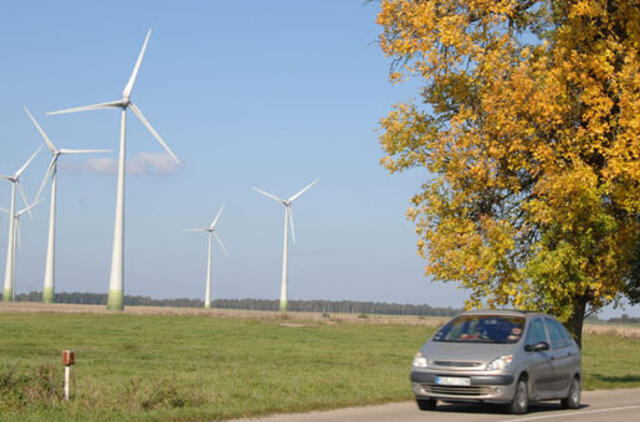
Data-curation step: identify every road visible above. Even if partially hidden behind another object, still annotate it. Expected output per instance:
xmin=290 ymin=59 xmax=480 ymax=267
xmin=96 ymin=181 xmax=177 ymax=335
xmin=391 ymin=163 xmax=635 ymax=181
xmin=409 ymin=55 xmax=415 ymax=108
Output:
xmin=231 ymin=387 xmax=640 ymax=422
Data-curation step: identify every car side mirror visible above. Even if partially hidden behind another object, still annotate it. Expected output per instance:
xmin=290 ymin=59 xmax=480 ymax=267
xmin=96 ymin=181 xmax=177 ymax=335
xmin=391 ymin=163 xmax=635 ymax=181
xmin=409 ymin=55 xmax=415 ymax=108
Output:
xmin=525 ymin=341 xmax=549 ymax=352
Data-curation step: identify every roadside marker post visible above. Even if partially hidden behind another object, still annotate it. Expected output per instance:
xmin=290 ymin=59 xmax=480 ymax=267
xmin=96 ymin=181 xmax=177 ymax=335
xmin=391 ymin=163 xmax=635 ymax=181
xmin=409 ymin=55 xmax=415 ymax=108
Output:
xmin=62 ymin=350 xmax=75 ymax=400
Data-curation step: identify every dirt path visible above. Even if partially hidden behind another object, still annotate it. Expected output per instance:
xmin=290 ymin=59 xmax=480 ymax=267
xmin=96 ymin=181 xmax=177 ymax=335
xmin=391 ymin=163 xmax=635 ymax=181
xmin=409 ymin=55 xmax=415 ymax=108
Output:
xmin=0 ymin=301 xmax=449 ymax=326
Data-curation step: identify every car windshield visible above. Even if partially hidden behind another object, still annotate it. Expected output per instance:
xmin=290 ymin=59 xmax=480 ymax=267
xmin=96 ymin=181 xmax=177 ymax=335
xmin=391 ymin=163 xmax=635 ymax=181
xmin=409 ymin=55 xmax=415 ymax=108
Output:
xmin=433 ymin=315 xmax=525 ymax=344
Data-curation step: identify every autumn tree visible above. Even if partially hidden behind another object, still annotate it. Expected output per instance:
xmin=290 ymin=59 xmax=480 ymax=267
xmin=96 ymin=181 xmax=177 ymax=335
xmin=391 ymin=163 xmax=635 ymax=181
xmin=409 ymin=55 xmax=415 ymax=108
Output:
xmin=377 ymin=0 xmax=640 ymax=346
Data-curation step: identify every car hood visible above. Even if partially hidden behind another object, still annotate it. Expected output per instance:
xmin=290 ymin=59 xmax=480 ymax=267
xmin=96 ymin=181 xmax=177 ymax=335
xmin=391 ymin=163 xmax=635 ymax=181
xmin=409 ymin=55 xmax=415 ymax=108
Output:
xmin=421 ymin=340 xmax=516 ymax=364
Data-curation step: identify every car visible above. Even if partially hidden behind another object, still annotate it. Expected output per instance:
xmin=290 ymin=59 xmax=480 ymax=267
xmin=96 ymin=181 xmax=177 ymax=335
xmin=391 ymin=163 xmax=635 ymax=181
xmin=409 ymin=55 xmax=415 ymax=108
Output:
xmin=410 ymin=309 xmax=581 ymax=414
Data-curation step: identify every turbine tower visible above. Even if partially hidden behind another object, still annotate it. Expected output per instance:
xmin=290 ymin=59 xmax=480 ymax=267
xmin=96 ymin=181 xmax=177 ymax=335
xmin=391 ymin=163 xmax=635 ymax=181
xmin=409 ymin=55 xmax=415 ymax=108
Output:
xmin=1 ymin=146 xmax=42 ymax=302
xmin=182 ymin=204 xmax=228 ymax=309
xmin=48 ymin=29 xmax=179 ymax=311
xmin=252 ymin=179 xmax=318 ymax=312
xmin=25 ymin=106 xmax=110 ymax=304
xmin=0 ymin=199 xmax=44 ymax=301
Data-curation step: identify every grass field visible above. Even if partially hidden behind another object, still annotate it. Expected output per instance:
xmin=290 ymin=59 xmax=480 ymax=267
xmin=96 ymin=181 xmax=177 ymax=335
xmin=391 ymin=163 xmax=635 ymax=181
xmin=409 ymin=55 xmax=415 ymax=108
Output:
xmin=0 ymin=305 xmax=639 ymax=421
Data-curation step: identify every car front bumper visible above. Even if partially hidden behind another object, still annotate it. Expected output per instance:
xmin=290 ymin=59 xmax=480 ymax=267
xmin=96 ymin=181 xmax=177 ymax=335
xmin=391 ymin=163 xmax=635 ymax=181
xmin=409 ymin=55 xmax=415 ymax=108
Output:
xmin=411 ymin=370 xmax=516 ymax=403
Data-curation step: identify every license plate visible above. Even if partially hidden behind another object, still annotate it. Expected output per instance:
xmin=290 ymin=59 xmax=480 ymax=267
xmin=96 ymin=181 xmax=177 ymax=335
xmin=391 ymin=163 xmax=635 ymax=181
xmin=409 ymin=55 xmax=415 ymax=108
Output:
xmin=436 ymin=376 xmax=471 ymax=386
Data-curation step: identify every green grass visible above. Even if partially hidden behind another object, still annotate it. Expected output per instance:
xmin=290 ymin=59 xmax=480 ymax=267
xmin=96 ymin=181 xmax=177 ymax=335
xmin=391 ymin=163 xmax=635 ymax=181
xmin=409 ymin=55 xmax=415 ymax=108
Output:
xmin=582 ymin=333 xmax=640 ymax=389
xmin=0 ymin=312 xmax=639 ymax=421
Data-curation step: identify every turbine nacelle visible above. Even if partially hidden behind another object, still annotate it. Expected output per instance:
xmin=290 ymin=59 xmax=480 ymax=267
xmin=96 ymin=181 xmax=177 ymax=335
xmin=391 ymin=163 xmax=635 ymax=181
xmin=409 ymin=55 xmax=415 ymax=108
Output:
xmin=16 ymin=197 xmax=44 ymax=218
xmin=1 ymin=197 xmax=44 ymax=252
xmin=183 ymin=227 xmax=215 ymax=233
xmin=182 ymin=203 xmax=228 ymax=256
xmin=1 ymin=145 xmax=43 ymax=221
xmin=252 ymin=179 xmax=318 ymax=244
xmin=25 ymin=106 xmax=112 ymax=203
xmin=46 ymin=30 xmax=179 ymax=166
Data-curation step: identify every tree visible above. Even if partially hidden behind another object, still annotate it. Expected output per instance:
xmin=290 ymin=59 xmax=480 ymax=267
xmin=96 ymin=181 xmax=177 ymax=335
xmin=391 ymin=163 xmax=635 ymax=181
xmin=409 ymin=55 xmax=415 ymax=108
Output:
xmin=377 ymin=0 xmax=640 ymax=347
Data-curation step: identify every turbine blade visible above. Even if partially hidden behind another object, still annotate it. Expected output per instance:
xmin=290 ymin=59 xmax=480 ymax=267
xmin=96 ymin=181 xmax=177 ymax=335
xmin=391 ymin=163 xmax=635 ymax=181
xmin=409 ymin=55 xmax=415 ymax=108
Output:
xmin=288 ymin=179 xmax=318 ymax=203
xmin=0 ymin=206 xmax=8 ymax=215
xmin=214 ymin=232 xmax=229 ymax=256
xmin=252 ymin=187 xmax=285 ymax=204
xmin=47 ymin=100 xmax=122 ymax=115
xmin=122 ymin=29 xmax=152 ymax=99
xmin=288 ymin=206 xmax=296 ymax=244
xmin=16 ymin=182 xmax=34 ymax=221
xmin=59 ymin=149 xmax=112 ymax=154
xmin=129 ymin=103 xmax=180 ymax=164
xmin=0 ymin=175 xmax=12 ymax=182
xmin=182 ymin=228 xmax=209 ymax=232
xmin=210 ymin=203 xmax=225 ymax=230
xmin=15 ymin=145 xmax=43 ymax=178
xmin=34 ymin=157 xmax=57 ymax=204
xmin=17 ymin=197 xmax=44 ymax=217
xmin=24 ymin=106 xmax=57 ymax=152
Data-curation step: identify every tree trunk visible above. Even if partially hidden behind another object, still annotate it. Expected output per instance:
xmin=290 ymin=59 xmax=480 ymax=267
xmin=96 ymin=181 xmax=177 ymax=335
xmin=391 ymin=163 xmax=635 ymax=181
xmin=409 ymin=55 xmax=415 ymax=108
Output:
xmin=566 ymin=296 xmax=588 ymax=348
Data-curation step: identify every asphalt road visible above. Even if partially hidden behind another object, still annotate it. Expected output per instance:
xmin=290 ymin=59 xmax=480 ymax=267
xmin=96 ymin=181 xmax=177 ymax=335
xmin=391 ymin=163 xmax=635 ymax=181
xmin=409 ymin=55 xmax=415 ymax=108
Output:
xmin=231 ymin=387 xmax=640 ymax=422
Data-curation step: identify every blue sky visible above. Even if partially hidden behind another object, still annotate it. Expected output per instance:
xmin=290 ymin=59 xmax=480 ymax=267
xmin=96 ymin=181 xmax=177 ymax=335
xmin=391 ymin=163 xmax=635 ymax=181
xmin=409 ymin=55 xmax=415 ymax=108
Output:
xmin=0 ymin=1 xmax=637 ymax=318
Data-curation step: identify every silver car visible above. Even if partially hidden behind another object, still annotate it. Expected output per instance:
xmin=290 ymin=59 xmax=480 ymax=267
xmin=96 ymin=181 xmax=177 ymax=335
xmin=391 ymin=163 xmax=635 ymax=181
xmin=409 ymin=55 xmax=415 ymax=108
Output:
xmin=411 ymin=310 xmax=581 ymax=414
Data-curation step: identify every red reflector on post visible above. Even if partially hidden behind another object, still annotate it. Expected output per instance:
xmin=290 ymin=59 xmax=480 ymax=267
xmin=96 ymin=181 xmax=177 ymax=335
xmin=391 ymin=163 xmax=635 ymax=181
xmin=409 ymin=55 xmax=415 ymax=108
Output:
xmin=62 ymin=350 xmax=75 ymax=366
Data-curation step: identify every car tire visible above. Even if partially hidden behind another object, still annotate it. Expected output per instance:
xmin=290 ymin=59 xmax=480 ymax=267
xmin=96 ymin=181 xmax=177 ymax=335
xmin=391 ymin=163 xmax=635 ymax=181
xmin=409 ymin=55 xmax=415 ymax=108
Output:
xmin=416 ymin=398 xmax=437 ymax=411
xmin=507 ymin=378 xmax=528 ymax=414
xmin=561 ymin=376 xmax=581 ymax=409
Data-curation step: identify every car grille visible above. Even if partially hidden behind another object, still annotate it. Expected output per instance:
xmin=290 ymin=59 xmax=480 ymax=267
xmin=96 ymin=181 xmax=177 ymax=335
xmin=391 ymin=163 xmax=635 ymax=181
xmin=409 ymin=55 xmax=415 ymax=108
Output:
xmin=433 ymin=360 xmax=483 ymax=368
xmin=421 ymin=384 xmax=491 ymax=396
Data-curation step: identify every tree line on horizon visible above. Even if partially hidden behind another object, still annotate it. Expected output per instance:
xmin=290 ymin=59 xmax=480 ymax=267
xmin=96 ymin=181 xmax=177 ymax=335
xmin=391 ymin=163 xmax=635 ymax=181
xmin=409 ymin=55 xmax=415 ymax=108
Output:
xmin=3 ymin=291 xmax=463 ymax=316
xmin=2 ymin=291 xmax=638 ymax=323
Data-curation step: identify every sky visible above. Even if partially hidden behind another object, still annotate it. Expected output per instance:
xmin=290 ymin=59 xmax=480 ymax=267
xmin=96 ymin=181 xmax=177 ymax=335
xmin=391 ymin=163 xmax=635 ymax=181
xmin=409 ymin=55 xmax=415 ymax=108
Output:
xmin=0 ymin=1 xmax=638 ymax=318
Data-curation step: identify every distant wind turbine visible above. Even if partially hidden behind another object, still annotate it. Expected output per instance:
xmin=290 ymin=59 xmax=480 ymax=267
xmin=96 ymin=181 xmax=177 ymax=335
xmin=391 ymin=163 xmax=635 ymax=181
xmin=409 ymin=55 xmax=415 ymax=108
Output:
xmin=0 ymin=198 xmax=44 ymax=301
xmin=1 ymin=146 xmax=42 ymax=302
xmin=252 ymin=179 xmax=318 ymax=312
xmin=25 ymin=106 xmax=111 ymax=304
xmin=182 ymin=204 xmax=228 ymax=309
xmin=47 ymin=29 xmax=179 ymax=311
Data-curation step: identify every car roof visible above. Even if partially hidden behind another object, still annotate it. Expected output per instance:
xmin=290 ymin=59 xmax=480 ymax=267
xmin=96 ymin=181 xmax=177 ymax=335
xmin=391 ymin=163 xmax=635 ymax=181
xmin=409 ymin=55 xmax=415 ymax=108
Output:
xmin=459 ymin=309 xmax=547 ymax=319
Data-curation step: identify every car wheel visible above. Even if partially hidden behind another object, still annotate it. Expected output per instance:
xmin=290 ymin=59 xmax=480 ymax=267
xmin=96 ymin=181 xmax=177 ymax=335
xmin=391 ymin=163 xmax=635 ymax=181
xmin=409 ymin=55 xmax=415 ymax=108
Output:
xmin=416 ymin=398 xmax=437 ymax=411
xmin=508 ymin=378 xmax=528 ymax=414
xmin=561 ymin=376 xmax=581 ymax=409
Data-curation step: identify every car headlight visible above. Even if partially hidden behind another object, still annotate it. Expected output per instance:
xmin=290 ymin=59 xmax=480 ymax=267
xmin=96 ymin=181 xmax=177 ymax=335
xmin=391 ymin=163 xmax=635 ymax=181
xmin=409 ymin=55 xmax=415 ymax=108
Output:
xmin=413 ymin=352 xmax=428 ymax=368
xmin=486 ymin=354 xmax=513 ymax=371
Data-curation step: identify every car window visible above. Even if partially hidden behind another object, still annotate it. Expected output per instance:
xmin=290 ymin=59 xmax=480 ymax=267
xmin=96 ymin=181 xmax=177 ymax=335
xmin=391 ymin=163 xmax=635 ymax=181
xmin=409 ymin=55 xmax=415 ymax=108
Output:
xmin=558 ymin=321 xmax=575 ymax=346
xmin=544 ymin=318 xmax=569 ymax=349
xmin=524 ymin=317 xmax=547 ymax=346
xmin=433 ymin=315 xmax=525 ymax=344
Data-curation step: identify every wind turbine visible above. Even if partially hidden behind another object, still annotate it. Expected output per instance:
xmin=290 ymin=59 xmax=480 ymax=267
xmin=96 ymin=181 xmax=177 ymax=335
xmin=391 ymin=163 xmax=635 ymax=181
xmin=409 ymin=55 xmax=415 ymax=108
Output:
xmin=47 ymin=29 xmax=179 ymax=311
xmin=252 ymin=179 xmax=318 ymax=312
xmin=182 ymin=204 xmax=228 ymax=309
xmin=0 ymin=198 xmax=44 ymax=301
xmin=25 ymin=107 xmax=111 ymax=304
xmin=1 ymin=146 xmax=42 ymax=302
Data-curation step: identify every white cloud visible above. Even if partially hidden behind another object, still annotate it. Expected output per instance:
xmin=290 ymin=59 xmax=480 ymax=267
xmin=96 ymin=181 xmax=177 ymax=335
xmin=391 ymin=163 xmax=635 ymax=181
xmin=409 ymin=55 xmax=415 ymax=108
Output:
xmin=126 ymin=152 xmax=180 ymax=175
xmin=61 ymin=152 xmax=179 ymax=176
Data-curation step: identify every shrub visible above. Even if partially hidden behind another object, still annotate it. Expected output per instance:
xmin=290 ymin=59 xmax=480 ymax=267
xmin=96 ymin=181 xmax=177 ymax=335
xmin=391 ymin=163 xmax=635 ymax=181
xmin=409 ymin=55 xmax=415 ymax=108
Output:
xmin=0 ymin=364 xmax=63 ymax=412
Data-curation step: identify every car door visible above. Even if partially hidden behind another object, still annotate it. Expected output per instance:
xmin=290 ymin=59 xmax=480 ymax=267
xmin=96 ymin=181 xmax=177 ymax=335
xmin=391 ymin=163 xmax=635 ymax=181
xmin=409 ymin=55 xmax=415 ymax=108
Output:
xmin=544 ymin=317 xmax=575 ymax=393
xmin=523 ymin=317 xmax=554 ymax=398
